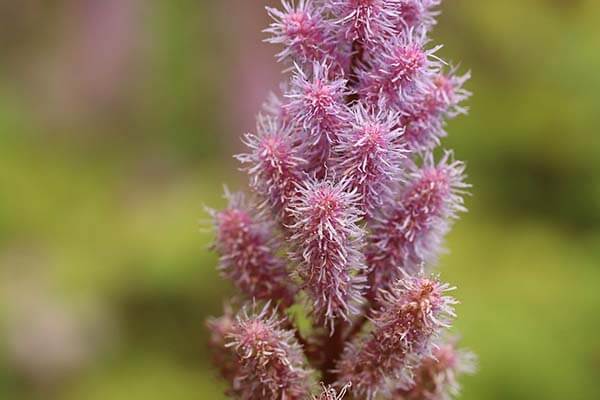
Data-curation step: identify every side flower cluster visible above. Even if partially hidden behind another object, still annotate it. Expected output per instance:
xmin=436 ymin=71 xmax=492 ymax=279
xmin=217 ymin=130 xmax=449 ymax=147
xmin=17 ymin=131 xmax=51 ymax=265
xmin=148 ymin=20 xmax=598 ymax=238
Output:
xmin=207 ymin=1 xmax=476 ymax=399
xmin=209 ymin=191 xmax=296 ymax=305
xmin=394 ymin=339 xmax=477 ymax=400
xmin=225 ymin=304 xmax=311 ymax=400
xmin=366 ymin=151 xmax=469 ymax=299
xmin=336 ymin=275 xmax=457 ymax=399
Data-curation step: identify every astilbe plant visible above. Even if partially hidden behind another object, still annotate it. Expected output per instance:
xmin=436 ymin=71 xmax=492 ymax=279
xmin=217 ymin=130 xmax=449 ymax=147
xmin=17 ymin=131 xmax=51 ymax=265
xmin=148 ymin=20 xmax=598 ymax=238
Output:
xmin=207 ymin=1 xmax=476 ymax=399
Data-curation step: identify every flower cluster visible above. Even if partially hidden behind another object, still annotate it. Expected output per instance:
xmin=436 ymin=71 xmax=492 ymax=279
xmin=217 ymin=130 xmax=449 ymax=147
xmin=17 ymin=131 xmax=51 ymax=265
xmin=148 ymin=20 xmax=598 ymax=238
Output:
xmin=366 ymin=151 xmax=468 ymax=299
xmin=394 ymin=339 xmax=476 ymax=400
xmin=209 ymin=190 xmax=296 ymax=306
xmin=207 ymin=1 xmax=475 ymax=399
xmin=225 ymin=304 xmax=311 ymax=399
xmin=287 ymin=177 xmax=366 ymax=327
xmin=336 ymin=276 xmax=457 ymax=399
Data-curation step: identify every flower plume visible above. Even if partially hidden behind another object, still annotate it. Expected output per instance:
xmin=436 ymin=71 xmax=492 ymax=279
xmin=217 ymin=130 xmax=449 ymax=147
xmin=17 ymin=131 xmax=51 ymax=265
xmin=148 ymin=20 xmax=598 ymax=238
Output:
xmin=333 ymin=103 xmax=406 ymax=215
xmin=359 ymin=29 xmax=443 ymax=107
xmin=391 ymin=0 xmax=441 ymax=33
xmin=287 ymin=178 xmax=366 ymax=328
xmin=367 ymin=151 xmax=468 ymax=298
xmin=265 ymin=0 xmax=334 ymax=64
xmin=401 ymin=69 xmax=471 ymax=152
xmin=236 ymin=115 xmax=305 ymax=220
xmin=206 ymin=1 xmax=476 ymax=398
xmin=329 ymin=0 xmax=398 ymax=43
xmin=210 ymin=191 xmax=296 ymax=305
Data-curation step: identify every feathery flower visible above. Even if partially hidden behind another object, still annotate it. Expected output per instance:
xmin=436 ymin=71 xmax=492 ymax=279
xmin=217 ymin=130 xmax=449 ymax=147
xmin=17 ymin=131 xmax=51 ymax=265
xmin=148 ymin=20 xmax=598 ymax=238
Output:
xmin=237 ymin=115 xmax=305 ymax=220
xmin=401 ymin=69 xmax=471 ymax=152
xmin=359 ymin=29 xmax=443 ymax=107
xmin=207 ymin=305 xmax=240 ymax=394
xmin=285 ymin=63 xmax=349 ymax=132
xmin=329 ymin=0 xmax=398 ymax=43
xmin=336 ymin=275 xmax=457 ymax=400
xmin=210 ymin=191 xmax=296 ymax=305
xmin=391 ymin=0 xmax=441 ymax=33
xmin=285 ymin=62 xmax=351 ymax=174
xmin=265 ymin=0 xmax=335 ymax=64
xmin=393 ymin=340 xmax=477 ymax=400
xmin=431 ymin=71 xmax=471 ymax=118
xmin=332 ymin=103 xmax=406 ymax=215
xmin=208 ymin=0 xmax=476 ymax=396
xmin=287 ymin=178 xmax=366 ymax=329
xmin=226 ymin=304 xmax=311 ymax=400
xmin=263 ymin=83 xmax=292 ymax=125
xmin=367 ymin=151 xmax=468 ymax=297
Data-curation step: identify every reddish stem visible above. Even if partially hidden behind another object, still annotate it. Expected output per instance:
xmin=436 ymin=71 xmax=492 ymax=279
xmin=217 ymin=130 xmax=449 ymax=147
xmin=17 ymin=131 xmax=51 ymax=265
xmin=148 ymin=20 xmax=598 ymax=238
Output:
xmin=345 ymin=40 xmax=364 ymax=104
xmin=320 ymin=321 xmax=348 ymax=385
xmin=345 ymin=313 xmax=368 ymax=343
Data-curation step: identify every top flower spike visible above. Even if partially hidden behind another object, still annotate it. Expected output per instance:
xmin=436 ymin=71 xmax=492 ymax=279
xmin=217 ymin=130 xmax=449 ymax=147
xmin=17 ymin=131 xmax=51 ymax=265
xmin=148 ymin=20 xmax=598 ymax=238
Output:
xmin=329 ymin=0 xmax=399 ymax=43
xmin=208 ymin=1 xmax=476 ymax=398
xmin=265 ymin=0 xmax=336 ymax=64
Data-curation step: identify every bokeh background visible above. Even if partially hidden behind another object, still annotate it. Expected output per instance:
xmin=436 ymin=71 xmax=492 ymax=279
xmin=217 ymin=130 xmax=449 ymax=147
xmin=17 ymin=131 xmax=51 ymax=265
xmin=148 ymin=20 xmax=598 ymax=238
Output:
xmin=1 ymin=1 xmax=599 ymax=399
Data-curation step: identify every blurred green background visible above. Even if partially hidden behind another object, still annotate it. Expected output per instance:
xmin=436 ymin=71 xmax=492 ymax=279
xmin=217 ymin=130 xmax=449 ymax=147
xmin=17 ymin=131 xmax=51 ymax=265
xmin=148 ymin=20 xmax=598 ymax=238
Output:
xmin=1 ymin=1 xmax=599 ymax=399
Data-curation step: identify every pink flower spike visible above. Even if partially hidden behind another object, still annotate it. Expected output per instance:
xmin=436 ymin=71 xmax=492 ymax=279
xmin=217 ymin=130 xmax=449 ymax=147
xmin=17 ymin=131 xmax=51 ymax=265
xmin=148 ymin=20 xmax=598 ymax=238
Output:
xmin=236 ymin=115 xmax=305 ymax=220
xmin=332 ymin=103 xmax=407 ymax=215
xmin=359 ymin=29 xmax=443 ymax=107
xmin=207 ymin=305 xmax=239 ymax=393
xmin=431 ymin=69 xmax=472 ymax=118
xmin=286 ymin=62 xmax=350 ymax=132
xmin=329 ymin=0 xmax=399 ymax=43
xmin=391 ymin=0 xmax=441 ymax=33
xmin=336 ymin=274 xmax=457 ymax=400
xmin=226 ymin=303 xmax=311 ymax=400
xmin=401 ymin=69 xmax=471 ymax=152
xmin=210 ymin=191 xmax=296 ymax=305
xmin=287 ymin=178 xmax=366 ymax=329
xmin=285 ymin=61 xmax=351 ymax=175
xmin=206 ymin=0 xmax=477 ymax=394
xmin=394 ymin=339 xmax=477 ymax=400
xmin=262 ymin=83 xmax=293 ymax=125
xmin=366 ymin=151 xmax=468 ymax=297
xmin=265 ymin=0 xmax=335 ymax=64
